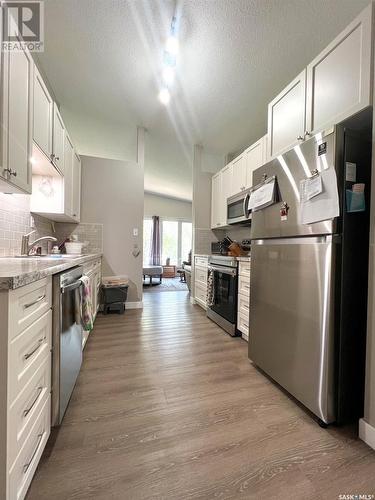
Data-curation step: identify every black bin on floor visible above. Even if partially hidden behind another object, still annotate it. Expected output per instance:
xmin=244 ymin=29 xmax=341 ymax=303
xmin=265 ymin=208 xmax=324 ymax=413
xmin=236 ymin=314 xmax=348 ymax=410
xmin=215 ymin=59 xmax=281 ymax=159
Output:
xmin=101 ymin=276 xmax=129 ymax=315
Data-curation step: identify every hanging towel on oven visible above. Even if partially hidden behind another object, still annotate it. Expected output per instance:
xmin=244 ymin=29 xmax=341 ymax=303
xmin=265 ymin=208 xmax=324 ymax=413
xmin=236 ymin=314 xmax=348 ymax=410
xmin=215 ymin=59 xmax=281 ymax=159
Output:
xmin=206 ymin=268 xmax=214 ymax=307
xmin=79 ymin=275 xmax=94 ymax=331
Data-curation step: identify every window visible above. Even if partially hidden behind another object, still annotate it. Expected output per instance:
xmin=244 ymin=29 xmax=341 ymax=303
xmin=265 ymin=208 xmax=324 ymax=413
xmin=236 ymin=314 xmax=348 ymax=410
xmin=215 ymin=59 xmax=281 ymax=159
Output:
xmin=181 ymin=222 xmax=192 ymax=263
xmin=162 ymin=221 xmax=178 ymax=265
xmin=143 ymin=218 xmax=192 ymax=267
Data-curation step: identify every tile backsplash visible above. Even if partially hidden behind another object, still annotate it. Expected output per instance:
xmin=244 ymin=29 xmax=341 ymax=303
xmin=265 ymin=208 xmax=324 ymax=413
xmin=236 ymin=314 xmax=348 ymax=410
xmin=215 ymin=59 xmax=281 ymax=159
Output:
xmin=0 ymin=193 xmax=103 ymax=256
xmin=194 ymin=225 xmax=252 ymax=255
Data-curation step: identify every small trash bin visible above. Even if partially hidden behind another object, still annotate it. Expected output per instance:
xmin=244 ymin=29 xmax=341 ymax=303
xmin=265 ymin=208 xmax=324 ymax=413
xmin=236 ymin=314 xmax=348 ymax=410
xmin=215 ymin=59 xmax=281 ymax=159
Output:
xmin=101 ymin=275 xmax=129 ymax=315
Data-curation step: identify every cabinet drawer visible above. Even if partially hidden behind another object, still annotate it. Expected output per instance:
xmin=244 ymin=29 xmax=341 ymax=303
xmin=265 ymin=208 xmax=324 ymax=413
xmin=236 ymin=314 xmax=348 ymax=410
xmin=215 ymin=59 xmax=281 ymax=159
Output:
xmin=237 ymin=311 xmax=249 ymax=338
xmin=238 ymin=293 xmax=250 ymax=317
xmin=195 ymin=267 xmax=207 ymax=285
xmin=9 ymin=277 xmax=52 ymax=340
xmin=239 ymin=261 xmax=251 ymax=278
xmin=195 ymin=282 xmax=207 ymax=306
xmin=238 ymin=275 xmax=250 ymax=297
xmin=194 ymin=256 xmax=208 ymax=268
xmin=9 ymin=310 xmax=52 ymax=404
xmin=8 ymin=357 xmax=50 ymax=468
xmin=8 ymin=396 xmax=50 ymax=500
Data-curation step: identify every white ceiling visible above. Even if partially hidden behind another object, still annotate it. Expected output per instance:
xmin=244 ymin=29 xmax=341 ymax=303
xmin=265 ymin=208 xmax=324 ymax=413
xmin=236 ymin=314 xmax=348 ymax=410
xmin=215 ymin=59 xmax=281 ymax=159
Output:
xmin=40 ymin=0 xmax=369 ymax=201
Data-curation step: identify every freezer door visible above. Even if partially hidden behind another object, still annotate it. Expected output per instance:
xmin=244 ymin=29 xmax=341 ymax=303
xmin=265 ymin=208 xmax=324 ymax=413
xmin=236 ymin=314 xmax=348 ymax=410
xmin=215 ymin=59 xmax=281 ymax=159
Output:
xmin=249 ymin=236 xmax=336 ymax=423
xmin=251 ymin=128 xmax=339 ymax=239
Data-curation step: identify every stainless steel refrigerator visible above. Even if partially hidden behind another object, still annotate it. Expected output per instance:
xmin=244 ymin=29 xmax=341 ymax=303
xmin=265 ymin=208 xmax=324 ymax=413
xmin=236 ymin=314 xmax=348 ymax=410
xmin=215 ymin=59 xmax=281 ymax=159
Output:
xmin=249 ymin=123 xmax=371 ymax=426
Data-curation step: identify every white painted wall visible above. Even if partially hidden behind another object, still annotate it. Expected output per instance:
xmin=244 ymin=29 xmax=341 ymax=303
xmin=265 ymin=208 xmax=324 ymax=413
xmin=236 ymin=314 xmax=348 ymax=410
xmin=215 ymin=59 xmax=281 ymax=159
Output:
xmin=144 ymin=193 xmax=192 ymax=220
xmin=80 ymin=155 xmax=144 ymax=303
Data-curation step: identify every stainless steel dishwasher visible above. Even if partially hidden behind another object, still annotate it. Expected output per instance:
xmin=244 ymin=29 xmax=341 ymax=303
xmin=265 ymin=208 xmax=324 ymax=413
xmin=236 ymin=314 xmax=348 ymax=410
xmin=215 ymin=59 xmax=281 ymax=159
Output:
xmin=51 ymin=266 xmax=83 ymax=426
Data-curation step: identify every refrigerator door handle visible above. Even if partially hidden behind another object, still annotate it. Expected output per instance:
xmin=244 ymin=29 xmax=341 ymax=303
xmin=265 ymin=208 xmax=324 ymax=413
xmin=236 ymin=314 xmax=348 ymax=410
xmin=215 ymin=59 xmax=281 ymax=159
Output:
xmin=251 ymin=235 xmax=332 ymax=246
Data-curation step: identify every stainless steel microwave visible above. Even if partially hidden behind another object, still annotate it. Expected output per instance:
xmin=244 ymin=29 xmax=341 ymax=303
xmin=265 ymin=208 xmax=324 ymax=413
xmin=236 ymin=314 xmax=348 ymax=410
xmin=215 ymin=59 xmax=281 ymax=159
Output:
xmin=227 ymin=189 xmax=252 ymax=225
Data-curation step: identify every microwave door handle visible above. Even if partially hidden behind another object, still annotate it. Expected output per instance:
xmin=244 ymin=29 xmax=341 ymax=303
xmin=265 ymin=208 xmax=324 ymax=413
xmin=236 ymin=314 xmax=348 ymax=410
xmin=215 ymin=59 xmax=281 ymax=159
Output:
xmin=243 ymin=193 xmax=250 ymax=217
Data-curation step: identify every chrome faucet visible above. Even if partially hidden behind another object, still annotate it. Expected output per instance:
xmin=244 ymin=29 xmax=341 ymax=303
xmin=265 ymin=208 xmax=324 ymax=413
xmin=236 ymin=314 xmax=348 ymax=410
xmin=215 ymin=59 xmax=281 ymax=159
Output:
xmin=21 ymin=230 xmax=58 ymax=256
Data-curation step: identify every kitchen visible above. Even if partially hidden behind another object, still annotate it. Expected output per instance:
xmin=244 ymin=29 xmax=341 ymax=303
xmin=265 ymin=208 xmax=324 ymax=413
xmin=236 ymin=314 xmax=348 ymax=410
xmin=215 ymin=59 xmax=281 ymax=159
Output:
xmin=1 ymin=1 xmax=375 ymax=499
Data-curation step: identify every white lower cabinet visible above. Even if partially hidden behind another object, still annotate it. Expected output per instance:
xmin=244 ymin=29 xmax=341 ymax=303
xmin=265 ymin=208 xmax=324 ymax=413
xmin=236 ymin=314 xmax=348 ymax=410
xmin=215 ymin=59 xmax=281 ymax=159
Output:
xmin=194 ymin=256 xmax=208 ymax=309
xmin=237 ymin=260 xmax=251 ymax=341
xmin=0 ymin=277 xmax=52 ymax=500
xmin=82 ymin=258 xmax=102 ymax=348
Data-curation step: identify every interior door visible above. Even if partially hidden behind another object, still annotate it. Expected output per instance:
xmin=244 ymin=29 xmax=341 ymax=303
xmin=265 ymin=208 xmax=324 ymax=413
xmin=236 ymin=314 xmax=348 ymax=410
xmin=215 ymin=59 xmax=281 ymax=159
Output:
xmin=249 ymin=236 xmax=336 ymax=423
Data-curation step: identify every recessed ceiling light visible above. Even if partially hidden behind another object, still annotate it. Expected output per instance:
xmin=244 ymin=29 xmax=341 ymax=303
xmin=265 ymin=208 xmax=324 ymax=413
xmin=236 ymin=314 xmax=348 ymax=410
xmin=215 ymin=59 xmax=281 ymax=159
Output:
xmin=166 ymin=35 xmax=179 ymax=55
xmin=162 ymin=66 xmax=175 ymax=86
xmin=158 ymin=88 xmax=171 ymax=105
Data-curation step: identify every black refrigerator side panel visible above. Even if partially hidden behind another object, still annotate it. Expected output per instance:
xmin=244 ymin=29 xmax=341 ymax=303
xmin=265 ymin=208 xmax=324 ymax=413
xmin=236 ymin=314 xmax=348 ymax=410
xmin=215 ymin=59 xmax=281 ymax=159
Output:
xmin=336 ymin=129 xmax=372 ymax=424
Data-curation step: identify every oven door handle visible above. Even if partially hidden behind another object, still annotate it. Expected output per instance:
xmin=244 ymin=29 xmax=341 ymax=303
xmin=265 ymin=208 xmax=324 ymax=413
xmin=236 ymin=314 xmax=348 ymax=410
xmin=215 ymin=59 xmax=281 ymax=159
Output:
xmin=61 ymin=280 xmax=82 ymax=294
xmin=208 ymin=265 xmax=237 ymax=276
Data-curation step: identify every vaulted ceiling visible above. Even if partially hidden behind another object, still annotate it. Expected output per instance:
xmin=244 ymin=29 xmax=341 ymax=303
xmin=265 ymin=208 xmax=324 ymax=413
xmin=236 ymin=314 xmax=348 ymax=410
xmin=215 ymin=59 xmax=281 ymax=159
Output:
xmin=40 ymin=0 xmax=369 ymax=201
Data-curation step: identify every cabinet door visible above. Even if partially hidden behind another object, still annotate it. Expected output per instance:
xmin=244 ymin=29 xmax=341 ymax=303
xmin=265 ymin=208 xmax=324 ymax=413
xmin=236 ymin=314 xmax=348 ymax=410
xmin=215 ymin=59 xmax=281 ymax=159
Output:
xmin=211 ymin=172 xmax=222 ymax=229
xmin=306 ymin=4 xmax=372 ymax=135
xmin=72 ymin=153 xmax=81 ymax=221
xmin=221 ymin=164 xmax=232 ymax=226
xmin=244 ymin=137 xmax=265 ymax=189
xmin=64 ymin=134 xmax=74 ymax=217
xmin=1 ymin=43 xmax=33 ymax=193
xmin=33 ymin=66 xmax=53 ymax=158
xmin=52 ymin=104 xmax=65 ymax=174
xmin=231 ymin=154 xmax=246 ymax=195
xmin=267 ymin=70 xmax=306 ymax=159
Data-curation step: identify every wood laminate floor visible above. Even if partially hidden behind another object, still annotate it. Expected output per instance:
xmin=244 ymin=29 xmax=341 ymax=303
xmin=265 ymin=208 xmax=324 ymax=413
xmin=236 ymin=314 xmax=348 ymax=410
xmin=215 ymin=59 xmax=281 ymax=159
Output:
xmin=27 ymin=291 xmax=375 ymax=499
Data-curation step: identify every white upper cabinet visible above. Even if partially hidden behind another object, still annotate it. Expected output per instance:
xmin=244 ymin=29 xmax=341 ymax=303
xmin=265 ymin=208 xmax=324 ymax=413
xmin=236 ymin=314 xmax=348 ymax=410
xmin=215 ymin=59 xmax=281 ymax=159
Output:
xmin=64 ymin=134 xmax=74 ymax=217
xmin=231 ymin=154 xmax=246 ymax=194
xmin=211 ymin=171 xmax=223 ymax=229
xmin=52 ymin=104 xmax=65 ymax=174
xmin=0 ymin=42 xmax=33 ymax=193
xmin=306 ymin=4 xmax=372 ymax=135
xmin=33 ymin=66 xmax=53 ymax=158
xmin=244 ymin=135 xmax=267 ymax=188
xmin=222 ymin=161 xmax=233 ymax=204
xmin=268 ymin=4 xmax=372 ymax=159
xmin=72 ymin=153 xmax=81 ymax=221
xmin=267 ymin=70 xmax=306 ymax=159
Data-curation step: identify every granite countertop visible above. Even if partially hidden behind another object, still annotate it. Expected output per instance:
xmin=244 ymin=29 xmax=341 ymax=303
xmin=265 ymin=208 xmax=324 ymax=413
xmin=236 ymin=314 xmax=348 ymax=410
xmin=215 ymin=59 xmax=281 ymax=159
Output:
xmin=0 ymin=253 xmax=102 ymax=290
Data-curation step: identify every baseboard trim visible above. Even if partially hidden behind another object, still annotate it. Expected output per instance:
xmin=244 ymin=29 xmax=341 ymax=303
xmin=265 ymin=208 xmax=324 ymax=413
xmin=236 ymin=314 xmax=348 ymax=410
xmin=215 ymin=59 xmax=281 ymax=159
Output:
xmin=127 ymin=301 xmax=143 ymax=309
xmin=359 ymin=418 xmax=375 ymax=450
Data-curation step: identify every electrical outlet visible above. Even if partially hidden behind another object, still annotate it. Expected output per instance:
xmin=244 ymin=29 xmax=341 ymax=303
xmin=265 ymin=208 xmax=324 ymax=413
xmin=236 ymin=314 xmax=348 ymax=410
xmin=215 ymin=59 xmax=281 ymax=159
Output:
xmin=133 ymin=228 xmax=138 ymax=237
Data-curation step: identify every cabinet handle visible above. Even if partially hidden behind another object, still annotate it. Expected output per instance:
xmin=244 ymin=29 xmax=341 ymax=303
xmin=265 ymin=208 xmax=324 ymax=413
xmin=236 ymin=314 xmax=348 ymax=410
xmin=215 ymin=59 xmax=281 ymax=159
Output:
xmin=23 ymin=432 xmax=44 ymax=473
xmin=304 ymin=131 xmax=311 ymax=137
xmin=4 ymin=168 xmax=17 ymax=177
xmin=297 ymin=135 xmax=304 ymax=141
xmin=24 ymin=293 xmax=46 ymax=309
xmin=23 ymin=386 xmax=43 ymax=417
xmin=24 ymin=337 xmax=46 ymax=360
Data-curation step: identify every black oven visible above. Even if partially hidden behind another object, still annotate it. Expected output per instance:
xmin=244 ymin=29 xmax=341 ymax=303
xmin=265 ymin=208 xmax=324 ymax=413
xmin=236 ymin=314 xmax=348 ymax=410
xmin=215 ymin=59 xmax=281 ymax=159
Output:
xmin=207 ymin=256 xmax=238 ymax=336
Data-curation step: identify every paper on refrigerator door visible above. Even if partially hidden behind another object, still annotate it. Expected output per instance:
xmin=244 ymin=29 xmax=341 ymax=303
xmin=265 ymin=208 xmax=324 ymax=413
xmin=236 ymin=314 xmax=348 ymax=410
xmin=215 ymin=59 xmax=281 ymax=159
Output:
xmin=248 ymin=179 xmax=276 ymax=212
xmin=300 ymin=167 xmax=340 ymax=225
xmin=300 ymin=175 xmax=323 ymax=202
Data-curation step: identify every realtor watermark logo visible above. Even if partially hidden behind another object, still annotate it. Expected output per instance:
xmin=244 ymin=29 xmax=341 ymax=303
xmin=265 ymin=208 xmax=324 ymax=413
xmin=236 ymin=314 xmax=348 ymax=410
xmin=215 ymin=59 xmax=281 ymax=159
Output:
xmin=1 ymin=1 xmax=44 ymax=52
